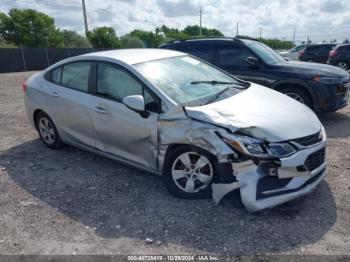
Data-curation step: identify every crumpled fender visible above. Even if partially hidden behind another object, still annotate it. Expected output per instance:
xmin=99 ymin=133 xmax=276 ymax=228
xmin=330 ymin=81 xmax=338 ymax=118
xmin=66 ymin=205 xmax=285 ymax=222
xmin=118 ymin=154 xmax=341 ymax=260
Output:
xmin=157 ymin=107 xmax=234 ymax=171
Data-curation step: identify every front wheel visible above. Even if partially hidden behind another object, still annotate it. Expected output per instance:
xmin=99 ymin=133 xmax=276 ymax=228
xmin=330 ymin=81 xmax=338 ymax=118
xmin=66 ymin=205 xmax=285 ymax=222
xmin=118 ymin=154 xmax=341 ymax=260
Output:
xmin=162 ymin=146 xmax=215 ymax=199
xmin=337 ymin=61 xmax=349 ymax=70
xmin=281 ymin=88 xmax=312 ymax=108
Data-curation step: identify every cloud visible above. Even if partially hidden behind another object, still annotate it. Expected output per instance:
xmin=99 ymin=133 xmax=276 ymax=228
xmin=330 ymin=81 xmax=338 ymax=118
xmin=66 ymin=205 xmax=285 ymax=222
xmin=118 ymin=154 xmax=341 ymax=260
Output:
xmin=1 ymin=0 xmax=350 ymax=43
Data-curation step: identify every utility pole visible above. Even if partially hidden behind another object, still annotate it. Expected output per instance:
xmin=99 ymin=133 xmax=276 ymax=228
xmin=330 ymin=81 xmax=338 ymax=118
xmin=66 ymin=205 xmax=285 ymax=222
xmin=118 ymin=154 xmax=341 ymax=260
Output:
xmin=236 ymin=22 xmax=239 ymax=36
xmin=292 ymin=27 xmax=295 ymax=43
xmin=82 ymin=0 xmax=88 ymax=35
xmin=199 ymin=9 xmax=202 ymax=36
xmin=259 ymin=27 xmax=262 ymax=39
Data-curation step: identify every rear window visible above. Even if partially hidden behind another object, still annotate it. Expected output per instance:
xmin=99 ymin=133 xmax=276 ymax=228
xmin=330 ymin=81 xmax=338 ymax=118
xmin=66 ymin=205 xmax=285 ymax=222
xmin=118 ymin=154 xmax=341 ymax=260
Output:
xmin=51 ymin=67 xmax=62 ymax=84
xmin=61 ymin=62 xmax=92 ymax=92
xmin=307 ymin=45 xmax=334 ymax=51
xmin=338 ymin=45 xmax=350 ymax=51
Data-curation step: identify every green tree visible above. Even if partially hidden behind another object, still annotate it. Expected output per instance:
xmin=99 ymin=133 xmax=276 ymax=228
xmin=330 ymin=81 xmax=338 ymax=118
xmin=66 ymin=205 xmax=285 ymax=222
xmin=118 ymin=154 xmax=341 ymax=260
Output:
xmin=182 ymin=25 xmax=224 ymax=37
xmin=62 ymin=30 xmax=91 ymax=48
xmin=157 ymin=25 xmax=188 ymax=40
xmin=0 ymin=9 xmax=63 ymax=47
xmin=238 ymin=35 xmax=294 ymax=49
xmin=0 ymin=35 xmax=15 ymax=48
xmin=129 ymin=30 xmax=165 ymax=47
xmin=120 ymin=34 xmax=144 ymax=48
xmin=87 ymin=27 xmax=121 ymax=48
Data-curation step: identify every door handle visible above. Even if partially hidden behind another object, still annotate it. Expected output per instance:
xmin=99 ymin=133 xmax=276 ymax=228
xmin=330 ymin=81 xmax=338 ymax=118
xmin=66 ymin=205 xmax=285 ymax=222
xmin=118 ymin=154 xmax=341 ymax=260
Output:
xmin=94 ymin=106 xmax=108 ymax=114
xmin=50 ymin=91 xmax=59 ymax=97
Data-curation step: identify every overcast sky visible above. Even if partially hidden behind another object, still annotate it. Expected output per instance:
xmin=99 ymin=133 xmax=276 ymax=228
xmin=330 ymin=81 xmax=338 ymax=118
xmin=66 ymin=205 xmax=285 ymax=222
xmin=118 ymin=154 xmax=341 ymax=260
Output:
xmin=1 ymin=0 xmax=350 ymax=43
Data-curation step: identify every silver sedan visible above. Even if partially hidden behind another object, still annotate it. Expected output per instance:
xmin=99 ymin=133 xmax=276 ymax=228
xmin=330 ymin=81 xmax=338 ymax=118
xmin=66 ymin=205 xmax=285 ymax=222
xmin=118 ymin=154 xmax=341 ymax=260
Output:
xmin=24 ymin=49 xmax=327 ymax=212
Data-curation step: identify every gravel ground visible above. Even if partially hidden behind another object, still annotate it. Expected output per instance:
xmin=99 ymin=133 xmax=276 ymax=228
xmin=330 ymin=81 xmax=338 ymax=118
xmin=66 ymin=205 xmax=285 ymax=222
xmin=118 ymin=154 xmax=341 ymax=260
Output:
xmin=0 ymin=71 xmax=349 ymax=256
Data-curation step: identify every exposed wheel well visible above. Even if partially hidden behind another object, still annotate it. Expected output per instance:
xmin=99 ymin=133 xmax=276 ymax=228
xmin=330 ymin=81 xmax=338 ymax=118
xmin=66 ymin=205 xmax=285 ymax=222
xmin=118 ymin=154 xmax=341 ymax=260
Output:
xmin=273 ymin=83 xmax=314 ymax=109
xmin=164 ymin=144 xmax=218 ymax=162
xmin=33 ymin=109 xmax=43 ymax=130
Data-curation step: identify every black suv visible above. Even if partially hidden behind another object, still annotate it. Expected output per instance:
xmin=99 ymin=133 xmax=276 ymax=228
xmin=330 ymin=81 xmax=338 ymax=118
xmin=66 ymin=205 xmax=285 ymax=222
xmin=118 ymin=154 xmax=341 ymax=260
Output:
xmin=327 ymin=44 xmax=350 ymax=70
xmin=160 ymin=38 xmax=349 ymax=112
xmin=299 ymin=44 xmax=336 ymax=63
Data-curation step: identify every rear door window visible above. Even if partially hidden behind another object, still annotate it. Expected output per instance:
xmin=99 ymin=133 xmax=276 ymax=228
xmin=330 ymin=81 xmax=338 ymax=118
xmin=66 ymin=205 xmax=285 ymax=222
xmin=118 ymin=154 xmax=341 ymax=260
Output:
xmin=61 ymin=62 xmax=92 ymax=92
xmin=215 ymin=45 xmax=255 ymax=67
xmin=179 ymin=43 xmax=214 ymax=63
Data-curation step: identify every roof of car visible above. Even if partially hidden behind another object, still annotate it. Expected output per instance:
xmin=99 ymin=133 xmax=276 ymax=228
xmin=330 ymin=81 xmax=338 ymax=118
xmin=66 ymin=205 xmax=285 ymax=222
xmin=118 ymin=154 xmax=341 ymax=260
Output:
xmin=160 ymin=37 xmax=246 ymax=46
xmin=81 ymin=48 xmax=186 ymax=65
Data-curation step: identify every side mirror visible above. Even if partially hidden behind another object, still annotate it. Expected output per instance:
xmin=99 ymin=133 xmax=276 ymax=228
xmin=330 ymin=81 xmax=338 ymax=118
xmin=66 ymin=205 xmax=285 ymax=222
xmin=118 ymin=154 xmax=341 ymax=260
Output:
xmin=245 ymin=56 xmax=260 ymax=67
xmin=123 ymin=95 xmax=145 ymax=112
xmin=284 ymin=56 xmax=291 ymax=61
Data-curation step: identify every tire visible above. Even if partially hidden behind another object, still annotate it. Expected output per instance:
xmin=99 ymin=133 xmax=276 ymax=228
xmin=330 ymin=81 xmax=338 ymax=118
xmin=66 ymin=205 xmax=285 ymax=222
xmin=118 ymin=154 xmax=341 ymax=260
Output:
xmin=35 ymin=111 xmax=64 ymax=149
xmin=337 ymin=61 xmax=349 ymax=70
xmin=162 ymin=145 xmax=216 ymax=199
xmin=280 ymin=87 xmax=312 ymax=108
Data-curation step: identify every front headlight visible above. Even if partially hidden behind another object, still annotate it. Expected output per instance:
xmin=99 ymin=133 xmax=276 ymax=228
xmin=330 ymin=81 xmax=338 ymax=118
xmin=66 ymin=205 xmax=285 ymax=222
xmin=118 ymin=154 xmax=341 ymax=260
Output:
xmin=313 ymin=76 xmax=342 ymax=85
xmin=220 ymin=133 xmax=271 ymax=158
xmin=220 ymin=133 xmax=296 ymax=159
xmin=267 ymin=143 xmax=296 ymax=158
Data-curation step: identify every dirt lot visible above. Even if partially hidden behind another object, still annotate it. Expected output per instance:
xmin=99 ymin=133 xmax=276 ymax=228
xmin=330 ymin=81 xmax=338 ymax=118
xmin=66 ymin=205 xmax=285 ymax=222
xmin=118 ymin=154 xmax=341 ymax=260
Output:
xmin=0 ymin=71 xmax=349 ymax=256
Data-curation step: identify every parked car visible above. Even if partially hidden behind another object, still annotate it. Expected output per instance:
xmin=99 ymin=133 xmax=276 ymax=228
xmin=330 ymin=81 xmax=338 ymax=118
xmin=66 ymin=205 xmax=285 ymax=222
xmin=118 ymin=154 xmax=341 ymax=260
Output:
xmin=24 ymin=49 xmax=327 ymax=212
xmin=279 ymin=44 xmax=311 ymax=61
xmin=299 ymin=44 xmax=336 ymax=63
xmin=160 ymin=38 xmax=349 ymax=112
xmin=327 ymin=44 xmax=350 ymax=70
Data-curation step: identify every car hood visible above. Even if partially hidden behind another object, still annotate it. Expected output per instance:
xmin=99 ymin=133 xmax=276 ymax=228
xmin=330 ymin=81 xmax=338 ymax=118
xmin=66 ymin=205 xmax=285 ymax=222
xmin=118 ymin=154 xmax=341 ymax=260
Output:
xmin=185 ymin=83 xmax=321 ymax=142
xmin=275 ymin=60 xmax=349 ymax=78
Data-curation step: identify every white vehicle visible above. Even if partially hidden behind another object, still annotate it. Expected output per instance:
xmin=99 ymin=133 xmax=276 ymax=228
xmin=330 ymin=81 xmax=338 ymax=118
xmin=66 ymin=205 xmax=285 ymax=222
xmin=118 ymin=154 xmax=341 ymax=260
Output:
xmin=279 ymin=44 xmax=310 ymax=61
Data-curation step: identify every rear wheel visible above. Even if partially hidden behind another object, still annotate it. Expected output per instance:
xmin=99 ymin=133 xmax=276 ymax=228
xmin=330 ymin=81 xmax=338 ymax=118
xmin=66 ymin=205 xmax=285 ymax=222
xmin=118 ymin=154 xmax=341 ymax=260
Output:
xmin=36 ymin=112 xmax=64 ymax=149
xmin=162 ymin=146 xmax=215 ymax=199
xmin=280 ymin=87 xmax=312 ymax=108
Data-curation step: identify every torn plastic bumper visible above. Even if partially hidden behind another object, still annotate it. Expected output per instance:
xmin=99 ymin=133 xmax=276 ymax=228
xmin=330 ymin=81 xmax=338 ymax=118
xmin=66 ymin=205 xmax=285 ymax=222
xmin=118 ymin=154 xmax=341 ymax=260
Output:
xmin=212 ymin=141 xmax=327 ymax=212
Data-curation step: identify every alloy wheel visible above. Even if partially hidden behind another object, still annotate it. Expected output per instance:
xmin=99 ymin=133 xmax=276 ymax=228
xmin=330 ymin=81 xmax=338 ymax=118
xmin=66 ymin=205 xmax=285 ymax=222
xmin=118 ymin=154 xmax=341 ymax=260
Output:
xmin=338 ymin=61 xmax=348 ymax=70
xmin=171 ymin=152 xmax=213 ymax=193
xmin=38 ymin=117 xmax=56 ymax=145
xmin=285 ymin=92 xmax=305 ymax=104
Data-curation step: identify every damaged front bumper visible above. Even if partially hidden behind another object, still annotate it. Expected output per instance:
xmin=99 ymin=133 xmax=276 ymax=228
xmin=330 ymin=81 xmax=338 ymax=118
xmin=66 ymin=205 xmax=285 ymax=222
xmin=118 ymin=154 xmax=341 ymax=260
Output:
xmin=212 ymin=140 xmax=327 ymax=213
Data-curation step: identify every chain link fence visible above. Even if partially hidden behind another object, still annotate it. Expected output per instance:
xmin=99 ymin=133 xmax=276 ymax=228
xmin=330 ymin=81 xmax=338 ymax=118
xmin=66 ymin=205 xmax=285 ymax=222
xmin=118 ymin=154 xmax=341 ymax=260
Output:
xmin=0 ymin=47 xmax=113 ymax=73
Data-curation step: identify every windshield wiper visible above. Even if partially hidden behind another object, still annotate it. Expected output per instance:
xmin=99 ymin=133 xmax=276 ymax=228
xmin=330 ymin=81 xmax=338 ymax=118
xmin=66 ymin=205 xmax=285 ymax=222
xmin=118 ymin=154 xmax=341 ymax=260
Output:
xmin=202 ymin=87 xmax=230 ymax=105
xmin=191 ymin=80 xmax=234 ymax=85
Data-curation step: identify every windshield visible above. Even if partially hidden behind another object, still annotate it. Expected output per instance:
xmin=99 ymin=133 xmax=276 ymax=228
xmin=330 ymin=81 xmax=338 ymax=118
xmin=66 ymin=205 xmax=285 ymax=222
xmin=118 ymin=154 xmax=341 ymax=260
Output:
xmin=247 ymin=41 xmax=286 ymax=65
xmin=134 ymin=56 xmax=244 ymax=106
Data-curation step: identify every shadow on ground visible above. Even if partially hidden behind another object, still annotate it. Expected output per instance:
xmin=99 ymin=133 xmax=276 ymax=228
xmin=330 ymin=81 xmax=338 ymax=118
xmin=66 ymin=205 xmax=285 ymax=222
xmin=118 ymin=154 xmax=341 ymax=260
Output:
xmin=1 ymin=138 xmax=337 ymax=254
xmin=319 ymin=111 xmax=350 ymax=139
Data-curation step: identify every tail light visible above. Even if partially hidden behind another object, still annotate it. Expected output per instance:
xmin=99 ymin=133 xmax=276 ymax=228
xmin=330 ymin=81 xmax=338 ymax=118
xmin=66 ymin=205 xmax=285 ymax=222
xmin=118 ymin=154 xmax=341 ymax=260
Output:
xmin=299 ymin=50 xmax=304 ymax=57
xmin=22 ymin=81 xmax=27 ymax=92
xmin=329 ymin=50 xmax=337 ymax=57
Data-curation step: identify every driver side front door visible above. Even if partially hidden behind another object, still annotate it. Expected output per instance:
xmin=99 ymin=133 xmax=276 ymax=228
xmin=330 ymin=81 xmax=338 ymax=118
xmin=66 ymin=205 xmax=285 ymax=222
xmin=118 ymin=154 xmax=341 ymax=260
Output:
xmin=89 ymin=62 xmax=161 ymax=170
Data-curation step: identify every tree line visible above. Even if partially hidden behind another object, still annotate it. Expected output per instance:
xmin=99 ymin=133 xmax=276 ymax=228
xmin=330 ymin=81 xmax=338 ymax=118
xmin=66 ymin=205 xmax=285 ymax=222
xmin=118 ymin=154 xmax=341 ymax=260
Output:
xmin=0 ymin=8 xmax=294 ymax=50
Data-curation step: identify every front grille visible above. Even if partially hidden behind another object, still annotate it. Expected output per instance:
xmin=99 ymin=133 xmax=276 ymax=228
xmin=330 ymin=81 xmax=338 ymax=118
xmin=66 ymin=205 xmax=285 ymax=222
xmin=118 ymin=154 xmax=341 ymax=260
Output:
xmin=291 ymin=132 xmax=322 ymax=146
xmin=256 ymin=168 xmax=325 ymax=200
xmin=338 ymin=81 xmax=350 ymax=93
xmin=305 ymin=148 xmax=326 ymax=171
